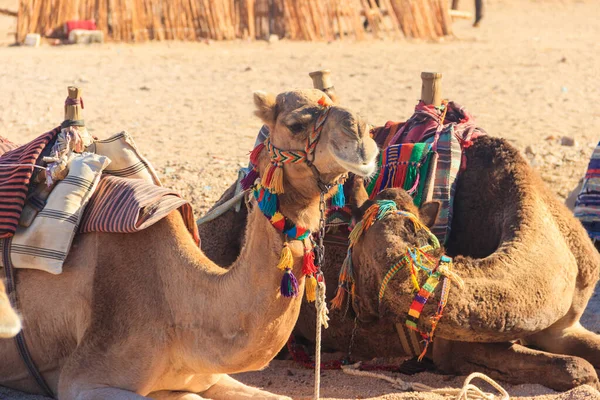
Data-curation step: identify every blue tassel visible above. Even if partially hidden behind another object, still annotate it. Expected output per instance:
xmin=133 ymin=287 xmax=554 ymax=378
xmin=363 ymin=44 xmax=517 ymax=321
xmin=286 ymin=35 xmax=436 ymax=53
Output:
xmin=280 ymin=268 xmax=299 ymax=297
xmin=259 ymin=189 xmax=278 ymax=217
xmin=331 ymin=183 xmax=345 ymax=208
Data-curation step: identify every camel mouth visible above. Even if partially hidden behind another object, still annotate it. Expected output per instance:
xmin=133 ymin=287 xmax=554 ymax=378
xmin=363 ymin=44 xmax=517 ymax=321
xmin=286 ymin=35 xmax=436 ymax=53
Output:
xmin=334 ymin=157 xmax=378 ymax=178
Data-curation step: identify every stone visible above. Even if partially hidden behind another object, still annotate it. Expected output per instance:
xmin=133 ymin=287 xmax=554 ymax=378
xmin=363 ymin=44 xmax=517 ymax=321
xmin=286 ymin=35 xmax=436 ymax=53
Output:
xmin=561 ymin=136 xmax=576 ymax=147
xmin=525 ymin=145 xmax=536 ymax=156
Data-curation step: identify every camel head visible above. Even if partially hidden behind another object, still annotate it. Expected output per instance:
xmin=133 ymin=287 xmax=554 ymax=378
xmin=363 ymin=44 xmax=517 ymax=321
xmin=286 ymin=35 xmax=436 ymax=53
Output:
xmin=347 ymin=187 xmax=443 ymax=324
xmin=251 ymin=89 xmax=378 ymax=216
xmin=0 ymin=279 xmax=21 ymax=338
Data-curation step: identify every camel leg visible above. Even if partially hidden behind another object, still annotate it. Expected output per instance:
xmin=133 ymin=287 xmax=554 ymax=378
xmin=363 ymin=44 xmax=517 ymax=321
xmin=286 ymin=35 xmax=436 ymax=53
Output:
xmin=149 ymin=392 xmax=206 ymax=400
xmin=201 ymin=374 xmax=291 ymax=400
xmin=64 ymin=388 xmax=149 ymax=400
xmin=433 ymin=339 xmax=599 ymax=391
xmin=525 ymin=322 xmax=600 ymax=368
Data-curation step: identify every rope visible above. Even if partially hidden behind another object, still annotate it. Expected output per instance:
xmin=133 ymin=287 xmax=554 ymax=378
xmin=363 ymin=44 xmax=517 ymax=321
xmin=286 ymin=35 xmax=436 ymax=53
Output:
xmin=313 ymin=279 xmax=330 ymax=399
xmin=341 ymin=363 xmax=509 ymax=400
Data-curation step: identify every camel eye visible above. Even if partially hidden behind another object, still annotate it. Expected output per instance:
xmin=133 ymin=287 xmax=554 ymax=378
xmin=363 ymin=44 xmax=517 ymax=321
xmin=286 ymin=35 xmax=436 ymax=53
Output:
xmin=288 ymin=123 xmax=305 ymax=134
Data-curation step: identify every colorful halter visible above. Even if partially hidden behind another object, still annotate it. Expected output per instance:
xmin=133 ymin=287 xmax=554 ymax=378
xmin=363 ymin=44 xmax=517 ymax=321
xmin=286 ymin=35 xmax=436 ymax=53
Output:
xmin=332 ymin=200 xmax=464 ymax=361
xmin=241 ymin=96 xmax=345 ymax=208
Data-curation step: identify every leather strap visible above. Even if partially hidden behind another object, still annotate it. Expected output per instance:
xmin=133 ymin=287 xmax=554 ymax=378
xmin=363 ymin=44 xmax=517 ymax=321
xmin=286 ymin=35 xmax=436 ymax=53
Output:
xmin=2 ymin=238 xmax=55 ymax=398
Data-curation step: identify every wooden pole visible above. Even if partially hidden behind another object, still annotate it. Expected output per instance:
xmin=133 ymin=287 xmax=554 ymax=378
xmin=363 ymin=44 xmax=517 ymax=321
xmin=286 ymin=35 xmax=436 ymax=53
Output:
xmin=309 ymin=69 xmax=338 ymax=103
xmin=65 ymin=86 xmax=84 ymax=123
xmin=420 ymin=71 xmax=442 ymax=106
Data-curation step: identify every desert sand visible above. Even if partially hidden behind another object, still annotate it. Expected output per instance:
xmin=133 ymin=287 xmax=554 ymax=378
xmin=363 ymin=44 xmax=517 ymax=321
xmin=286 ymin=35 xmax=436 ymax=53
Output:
xmin=1 ymin=0 xmax=600 ymax=399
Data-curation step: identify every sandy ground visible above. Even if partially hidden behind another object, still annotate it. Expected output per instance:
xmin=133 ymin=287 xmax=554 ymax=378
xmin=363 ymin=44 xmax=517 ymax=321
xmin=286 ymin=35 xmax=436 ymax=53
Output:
xmin=1 ymin=0 xmax=600 ymax=399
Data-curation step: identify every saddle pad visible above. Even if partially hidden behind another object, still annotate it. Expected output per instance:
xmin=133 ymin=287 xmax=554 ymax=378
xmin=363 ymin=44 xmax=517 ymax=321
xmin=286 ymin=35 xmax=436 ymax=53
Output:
xmin=369 ymin=101 xmax=485 ymax=244
xmin=0 ymin=127 xmax=61 ymax=239
xmin=574 ymin=141 xmax=600 ymax=241
xmin=87 ymin=131 xmax=161 ymax=185
xmin=1 ymin=153 xmax=110 ymax=274
xmin=366 ymin=142 xmax=434 ymax=207
xmin=80 ymin=175 xmax=200 ymax=245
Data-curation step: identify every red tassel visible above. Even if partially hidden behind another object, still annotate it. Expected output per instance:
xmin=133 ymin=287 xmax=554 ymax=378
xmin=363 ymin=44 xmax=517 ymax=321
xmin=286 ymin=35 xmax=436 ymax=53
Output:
xmin=302 ymin=250 xmax=317 ymax=276
xmin=249 ymin=142 xmax=265 ymax=166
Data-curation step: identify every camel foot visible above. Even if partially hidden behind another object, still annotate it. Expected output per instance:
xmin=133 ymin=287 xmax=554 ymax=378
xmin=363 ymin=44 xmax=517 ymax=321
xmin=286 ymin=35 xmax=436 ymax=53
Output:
xmin=526 ymin=323 xmax=600 ymax=368
xmin=433 ymin=339 xmax=599 ymax=391
xmin=202 ymin=374 xmax=291 ymax=400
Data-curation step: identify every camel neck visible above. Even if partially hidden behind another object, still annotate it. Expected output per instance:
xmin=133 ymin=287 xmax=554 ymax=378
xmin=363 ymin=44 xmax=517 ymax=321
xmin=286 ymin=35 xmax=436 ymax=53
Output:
xmin=170 ymin=202 xmax=318 ymax=374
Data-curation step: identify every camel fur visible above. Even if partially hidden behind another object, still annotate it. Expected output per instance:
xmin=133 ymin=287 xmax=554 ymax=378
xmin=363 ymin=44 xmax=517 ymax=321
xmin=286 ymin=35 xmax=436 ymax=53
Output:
xmin=0 ymin=89 xmax=378 ymax=400
xmin=199 ymin=135 xmax=600 ymax=391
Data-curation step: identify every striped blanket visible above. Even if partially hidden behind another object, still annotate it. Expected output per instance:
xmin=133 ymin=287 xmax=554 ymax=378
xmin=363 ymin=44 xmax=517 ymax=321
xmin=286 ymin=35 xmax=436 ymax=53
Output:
xmin=0 ymin=127 xmax=61 ymax=239
xmin=80 ymin=175 xmax=199 ymax=242
xmin=574 ymin=142 xmax=600 ymax=241
xmin=370 ymin=101 xmax=485 ymax=244
xmin=0 ymin=131 xmax=198 ymax=274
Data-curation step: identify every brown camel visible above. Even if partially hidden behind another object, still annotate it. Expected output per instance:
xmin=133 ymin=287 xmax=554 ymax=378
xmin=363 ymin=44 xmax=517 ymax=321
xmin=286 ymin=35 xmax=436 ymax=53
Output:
xmin=0 ymin=280 xmax=21 ymax=338
xmin=0 ymin=89 xmax=378 ymax=399
xmin=200 ymin=136 xmax=600 ymax=391
xmin=349 ymin=136 xmax=600 ymax=391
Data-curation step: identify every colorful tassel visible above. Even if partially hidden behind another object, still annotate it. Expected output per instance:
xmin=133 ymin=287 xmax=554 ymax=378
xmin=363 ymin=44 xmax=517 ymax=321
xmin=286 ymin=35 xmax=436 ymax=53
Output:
xmin=281 ymin=268 xmax=299 ymax=297
xmin=331 ymin=287 xmax=346 ymax=310
xmin=263 ymin=163 xmax=277 ymax=188
xmin=258 ymin=188 xmax=277 ymax=217
xmin=302 ymin=247 xmax=317 ymax=276
xmin=241 ymin=168 xmax=259 ymax=190
xmin=305 ymin=274 xmax=317 ymax=302
xmin=331 ymin=183 xmax=345 ymax=208
xmin=331 ymin=249 xmax=354 ymax=309
xmin=249 ymin=142 xmax=265 ymax=165
xmin=269 ymin=164 xmax=285 ymax=194
xmin=277 ymin=243 xmax=294 ymax=271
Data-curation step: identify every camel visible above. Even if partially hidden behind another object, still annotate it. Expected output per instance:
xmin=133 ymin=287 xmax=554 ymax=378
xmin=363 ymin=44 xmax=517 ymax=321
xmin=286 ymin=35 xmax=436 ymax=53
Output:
xmin=348 ymin=136 xmax=600 ymax=391
xmin=200 ymin=136 xmax=600 ymax=391
xmin=0 ymin=280 xmax=21 ymax=338
xmin=0 ymin=89 xmax=378 ymax=400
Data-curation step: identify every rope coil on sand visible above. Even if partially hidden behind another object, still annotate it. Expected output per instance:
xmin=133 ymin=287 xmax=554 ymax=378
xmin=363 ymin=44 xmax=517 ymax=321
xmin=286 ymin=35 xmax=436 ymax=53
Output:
xmin=341 ymin=362 xmax=509 ymax=400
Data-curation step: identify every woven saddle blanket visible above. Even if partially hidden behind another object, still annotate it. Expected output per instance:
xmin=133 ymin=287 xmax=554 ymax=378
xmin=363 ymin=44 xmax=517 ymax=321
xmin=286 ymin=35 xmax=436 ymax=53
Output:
xmin=0 ymin=128 xmax=199 ymax=275
xmin=325 ymin=101 xmax=486 ymax=246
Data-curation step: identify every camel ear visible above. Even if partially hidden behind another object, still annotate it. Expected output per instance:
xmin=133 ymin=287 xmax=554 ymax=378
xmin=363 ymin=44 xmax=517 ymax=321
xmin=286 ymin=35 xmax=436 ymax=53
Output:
xmin=253 ymin=91 xmax=277 ymax=126
xmin=419 ymin=201 xmax=441 ymax=228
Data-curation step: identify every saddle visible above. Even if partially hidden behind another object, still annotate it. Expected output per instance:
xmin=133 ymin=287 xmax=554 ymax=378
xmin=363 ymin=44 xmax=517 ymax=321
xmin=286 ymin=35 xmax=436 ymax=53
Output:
xmin=0 ymin=128 xmax=198 ymax=275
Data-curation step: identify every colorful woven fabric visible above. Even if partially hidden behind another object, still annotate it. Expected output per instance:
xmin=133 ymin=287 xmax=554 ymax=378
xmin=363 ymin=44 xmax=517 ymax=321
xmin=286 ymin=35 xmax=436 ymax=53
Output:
xmin=0 ymin=127 xmax=61 ymax=239
xmin=369 ymin=101 xmax=486 ymax=244
xmin=80 ymin=175 xmax=199 ymax=244
xmin=366 ymin=143 xmax=434 ymax=206
xmin=574 ymin=142 xmax=600 ymax=241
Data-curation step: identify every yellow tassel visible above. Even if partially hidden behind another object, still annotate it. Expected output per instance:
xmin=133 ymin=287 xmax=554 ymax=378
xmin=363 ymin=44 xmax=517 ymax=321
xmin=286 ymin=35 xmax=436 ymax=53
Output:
xmin=305 ymin=275 xmax=317 ymax=302
xmin=277 ymin=243 xmax=294 ymax=271
xmin=411 ymin=273 xmax=420 ymax=292
xmin=270 ymin=165 xmax=285 ymax=194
